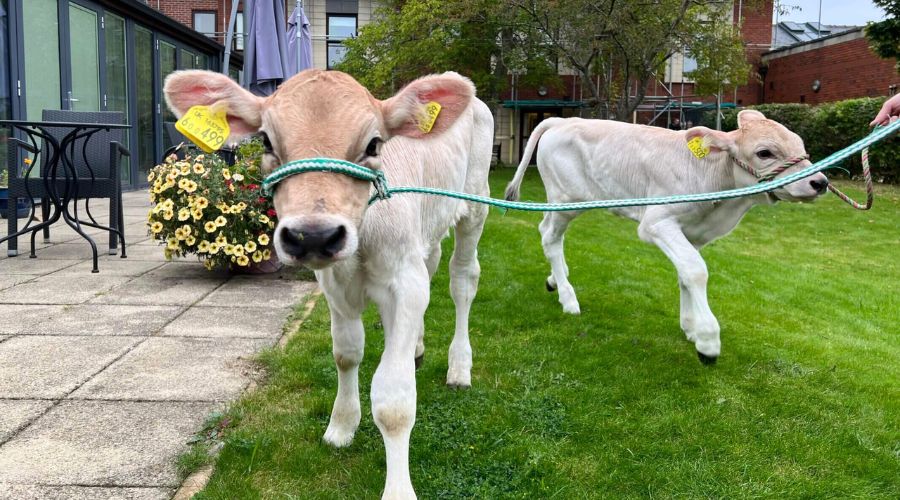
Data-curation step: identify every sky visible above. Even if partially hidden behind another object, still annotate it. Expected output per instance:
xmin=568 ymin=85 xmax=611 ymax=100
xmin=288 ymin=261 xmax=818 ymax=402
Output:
xmin=773 ymin=0 xmax=886 ymax=26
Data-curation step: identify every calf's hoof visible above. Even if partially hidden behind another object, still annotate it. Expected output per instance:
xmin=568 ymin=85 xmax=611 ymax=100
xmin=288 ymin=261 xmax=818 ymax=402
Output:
xmin=414 ymin=353 xmax=424 ymax=370
xmin=697 ymin=351 xmax=718 ymax=365
xmin=545 ymin=279 xmax=556 ymax=292
xmin=323 ymin=424 xmax=356 ymax=448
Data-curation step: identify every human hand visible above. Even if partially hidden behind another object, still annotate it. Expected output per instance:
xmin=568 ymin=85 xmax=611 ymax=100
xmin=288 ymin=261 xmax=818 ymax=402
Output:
xmin=870 ymin=93 xmax=900 ymax=127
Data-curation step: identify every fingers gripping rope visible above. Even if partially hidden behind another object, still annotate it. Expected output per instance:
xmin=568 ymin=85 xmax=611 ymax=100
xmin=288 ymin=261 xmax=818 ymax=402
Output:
xmin=262 ymin=121 xmax=898 ymax=212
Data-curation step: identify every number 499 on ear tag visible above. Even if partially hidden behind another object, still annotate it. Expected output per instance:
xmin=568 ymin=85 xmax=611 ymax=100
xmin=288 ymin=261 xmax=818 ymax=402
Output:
xmin=418 ymin=101 xmax=442 ymax=134
xmin=175 ymin=105 xmax=230 ymax=153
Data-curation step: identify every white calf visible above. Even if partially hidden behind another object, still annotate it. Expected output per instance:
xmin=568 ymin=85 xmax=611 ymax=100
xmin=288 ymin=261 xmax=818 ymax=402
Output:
xmin=505 ymin=111 xmax=828 ymax=362
xmin=164 ymin=69 xmax=492 ymax=499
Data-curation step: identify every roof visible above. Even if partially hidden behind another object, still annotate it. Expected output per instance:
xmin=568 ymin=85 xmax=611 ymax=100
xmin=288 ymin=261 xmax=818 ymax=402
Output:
xmin=502 ymin=100 xmax=584 ymax=109
xmin=772 ymin=21 xmax=859 ymax=49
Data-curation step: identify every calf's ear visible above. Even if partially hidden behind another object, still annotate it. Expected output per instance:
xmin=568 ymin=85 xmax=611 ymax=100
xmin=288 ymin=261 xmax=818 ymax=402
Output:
xmin=163 ymin=70 xmax=265 ymax=139
xmin=737 ymin=109 xmax=766 ymax=128
xmin=685 ymin=126 xmax=738 ymax=154
xmin=380 ymin=72 xmax=475 ymax=139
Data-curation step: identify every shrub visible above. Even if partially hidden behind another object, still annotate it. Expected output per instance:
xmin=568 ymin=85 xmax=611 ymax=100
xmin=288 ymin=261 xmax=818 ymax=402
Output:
xmin=146 ymin=140 xmax=277 ymax=270
xmin=701 ymin=97 xmax=899 ymax=182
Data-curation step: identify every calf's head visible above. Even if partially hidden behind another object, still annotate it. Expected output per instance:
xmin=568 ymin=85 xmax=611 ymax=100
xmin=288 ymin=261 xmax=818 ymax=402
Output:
xmin=164 ymin=70 xmax=474 ymax=269
xmin=686 ymin=110 xmax=828 ymax=202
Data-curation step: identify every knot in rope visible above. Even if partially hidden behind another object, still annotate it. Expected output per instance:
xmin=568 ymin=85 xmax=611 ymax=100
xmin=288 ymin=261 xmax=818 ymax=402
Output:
xmin=262 ymin=158 xmax=389 ymax=200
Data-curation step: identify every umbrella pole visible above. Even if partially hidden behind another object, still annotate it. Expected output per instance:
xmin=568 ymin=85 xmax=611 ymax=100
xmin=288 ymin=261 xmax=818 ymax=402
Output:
xmin=296 ymin=0 xmax=303 ymax=72
xmin=222 ymin=0 xmax=242 ymax=76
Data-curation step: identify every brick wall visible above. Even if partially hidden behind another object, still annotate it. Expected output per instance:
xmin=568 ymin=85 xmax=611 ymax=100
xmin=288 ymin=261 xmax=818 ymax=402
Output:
xmin=734 ymin=0 xmax=773 ymax=106
xmin=763 ymin=31 xmax=899 ymax=105
xmin=152 ymin=0 xmax=249 ymax=43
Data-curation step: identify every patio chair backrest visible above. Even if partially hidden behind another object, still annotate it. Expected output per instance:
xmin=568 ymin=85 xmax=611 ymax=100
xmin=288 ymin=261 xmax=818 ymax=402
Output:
xmin=39 ymin=110 xmax=126 ymax=179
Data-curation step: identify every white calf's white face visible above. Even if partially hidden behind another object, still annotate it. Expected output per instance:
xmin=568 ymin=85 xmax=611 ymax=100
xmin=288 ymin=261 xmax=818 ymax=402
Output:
xmin=163 ymin=69 xmax=475 ymax=270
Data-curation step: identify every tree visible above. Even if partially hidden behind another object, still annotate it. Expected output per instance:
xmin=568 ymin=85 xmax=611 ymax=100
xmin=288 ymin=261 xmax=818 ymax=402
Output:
xmin=866 ymin=0 xmax=900 ymax=72
xmin=686 ymin=22 xmax=752 ymax=129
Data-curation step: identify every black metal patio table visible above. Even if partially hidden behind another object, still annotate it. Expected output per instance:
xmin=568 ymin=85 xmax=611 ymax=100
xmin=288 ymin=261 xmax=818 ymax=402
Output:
xmin=0 ymin=119 xmax=132 ymax=273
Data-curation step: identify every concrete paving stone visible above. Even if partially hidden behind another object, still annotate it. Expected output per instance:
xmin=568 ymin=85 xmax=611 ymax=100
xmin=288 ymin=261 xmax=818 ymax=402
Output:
xmin=88 ymin=276 xmax=224 ymax=306
xmin=0 ymin=400 xmax=217 ymax=486
xmin=97 ymin=244 xmax=168 ymax=262
xmin=146 ymin=261 xmax=230 ymax=280
xmin=49 ymin=259 xmax=165 ymax=277
xmin=0 ymin=274 xmax=39 ymax=291
xmin=0 ymin=305 xmax=66 ymax=335
xmin=161 ymin=305 xmax=289 ymax=339
xmin=0 ymin=484 xmax=173 ymax=500
xmin=20 ymin=243 xmax=106 ymax=260
xmin=27 ymin=305 xmax=183 ymax=337
xmin=198 ymin=278 xmax=316 ymax=309
xmin=0 ymin=400 xmax=54 ymax=443
xmin=72 ymin=337 xmax=270 ymax=401
xmin=0 ymin=275 xmax=132 ymax=305
xmin=0 ymin=336 xmax=141 ymax=398
xmin=0 ymin=258 xmax=82 ymax=275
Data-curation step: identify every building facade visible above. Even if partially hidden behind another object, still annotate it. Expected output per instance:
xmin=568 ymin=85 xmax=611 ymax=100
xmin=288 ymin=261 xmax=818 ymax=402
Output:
xmin=1 ymin=0 xmax=230 ymax=190
xmin=762 ymin=28 xmax=899 ymax=105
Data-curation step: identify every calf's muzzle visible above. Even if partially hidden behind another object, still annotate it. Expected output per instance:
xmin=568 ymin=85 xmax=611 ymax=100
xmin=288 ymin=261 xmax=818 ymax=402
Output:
xmin=279 ymin=224 xmax=348 ymax=260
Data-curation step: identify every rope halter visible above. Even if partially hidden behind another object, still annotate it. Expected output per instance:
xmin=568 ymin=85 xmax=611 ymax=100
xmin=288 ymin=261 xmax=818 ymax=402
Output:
xmin=262 ymin=157 xmax=390 ymax=202
xmin=731 ymin=154 xmax=810 ymax=183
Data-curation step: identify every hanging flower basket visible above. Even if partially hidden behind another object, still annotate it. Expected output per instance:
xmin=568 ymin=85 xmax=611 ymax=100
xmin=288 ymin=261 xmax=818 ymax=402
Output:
xmin=146 ymin=140 xmax=279 ymax=271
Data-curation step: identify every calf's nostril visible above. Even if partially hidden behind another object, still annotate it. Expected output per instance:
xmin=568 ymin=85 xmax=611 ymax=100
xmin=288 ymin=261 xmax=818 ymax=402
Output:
xmin=279 ymin=226 xmax=307 ymax=258
xmin=809 ymin=177 xmax=829 ymax=194
xmin=321 ymin=225 xmax=347 ymax=257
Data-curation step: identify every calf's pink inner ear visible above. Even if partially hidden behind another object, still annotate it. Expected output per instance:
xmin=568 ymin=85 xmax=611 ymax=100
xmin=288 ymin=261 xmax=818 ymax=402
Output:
xmin=737 ymin=109 xmax=767 ymax=128
xmin=163 ymin=70 xmax=264 ymax=139
xmin=685 ymin=127 xmax=729 ymax=153
xmin=381 ymin=72 xmax=475 ymax=139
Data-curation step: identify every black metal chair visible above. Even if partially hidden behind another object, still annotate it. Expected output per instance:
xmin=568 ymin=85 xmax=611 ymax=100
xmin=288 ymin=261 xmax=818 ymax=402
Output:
xmin=4 ymin=110 xmax=129 ymax=256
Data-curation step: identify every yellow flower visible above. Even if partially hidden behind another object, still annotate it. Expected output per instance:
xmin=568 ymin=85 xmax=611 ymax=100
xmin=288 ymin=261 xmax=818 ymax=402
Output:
xmin=194 ymin=197 xmax=209 ymax=209
xmin=222 ymin=168 xmax=231 ymax=180
xmin=174 ymin=227 xmax=186 ymax=240
xmin=162 ymin=199 xmax=174 ymax=210
xmin=164 ymin=248 xmax=173 ymax=260
xmin=244 ymin=241 xmax=257 ymax=253
xmin=149 ymin=221 xmax=163 ymax=234
xmin=258 ymin=233 xmax=270 ymax=246
xmin=216 ymin=202 xmax=228 ymax=212
xmin=192 ymin=163 xmax=205 ymax=174
xmin=166 ymin=154 xmax=177 ymax=164
xmin=180 ymin=225 xmax=192 ymax=236
xmin=204 ymin=221 xmax=218 ymax=233
xmin=268 ymin=221 xmax=275 ymax=229
xmin=236 ymin=202 xmax=247 ymax=211
xmin=198 ymin=240 xmax=211 ymax=252
xmin=233 ymin=245 xmax=245 ymax=257
xmin=232 ymin=173 xmax=244 ymax=182
xmin=180 ymin=164 xmax=191 ymax=175
xmin=262 ymin=249 xmax=272 ymax=260
xmin=162 ymin=210 xmax=174 ymax=221
xmin=236 ymin=255 xmax=250 ymax=267
xmin=184 ymin=180 xmax=198 ymax=193
xmin=166 ymin=237 xmax=180 ymax=251
xmin=177 ymin=208 xmax=191 ymax=221
xmin=223 ymin=244 xmax=235 ymax=255
xmin=147 ymin=171 xmax=156 ymax=182
xmin=228 ymin=183 xmax=235 ymax=192
xmin=203 ymin=259 xmax=215 ymax=270
xmin=258 ymin=215 xmax=270 ymax=224
xmin=196 ymin=154 xmax=205 ymax=161
xmin=178 ymin=178 xmax=190 ymax=190
xmin=252 ymin=251 xmax=263 ymax=263
xmin=215 ymin=234 xmax=227 ymax=245
xmin=208 ymin=243 xmax=220 ymax=254
xmin=192 ymin=209 xmax=204 ymax=221
xmin=185 ymin=235 xmax=197 ymax=246
xmin=215 ymin=216 xmax=227 ymax=227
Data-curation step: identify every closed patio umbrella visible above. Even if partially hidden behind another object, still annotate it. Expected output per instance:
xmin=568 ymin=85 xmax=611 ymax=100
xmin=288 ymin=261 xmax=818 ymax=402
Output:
xmin=287 ymin=2 xmax=313 ymax=73
xmin=243 ymin=0 xmax=293 ymax=96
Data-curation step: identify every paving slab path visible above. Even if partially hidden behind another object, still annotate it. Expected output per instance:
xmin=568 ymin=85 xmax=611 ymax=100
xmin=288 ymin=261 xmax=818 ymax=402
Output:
xmin=0 ymin=192 xmax=316 ymax=499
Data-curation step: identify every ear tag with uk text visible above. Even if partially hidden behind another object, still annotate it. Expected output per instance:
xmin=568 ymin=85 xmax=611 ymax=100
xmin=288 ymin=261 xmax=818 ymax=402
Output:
xmin=175 ymin=105 xmax=230 ymax=153
xmin=418 ymin=101 xmax=442 ymax=134
xmin=687 ymin=136 xmax=710 ymax=159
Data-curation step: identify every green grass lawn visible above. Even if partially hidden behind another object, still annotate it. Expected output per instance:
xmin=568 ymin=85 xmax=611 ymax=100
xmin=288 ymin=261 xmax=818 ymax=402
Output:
xmin=192 ymin=169 xmax=899 ymax=499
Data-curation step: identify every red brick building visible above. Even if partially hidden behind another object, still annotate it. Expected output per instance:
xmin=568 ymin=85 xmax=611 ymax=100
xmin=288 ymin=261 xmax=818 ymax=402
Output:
xmin=761 ymin=28 xmax=899 ymax=105
xmin=147 ymin=1 xmax=248 ymax=45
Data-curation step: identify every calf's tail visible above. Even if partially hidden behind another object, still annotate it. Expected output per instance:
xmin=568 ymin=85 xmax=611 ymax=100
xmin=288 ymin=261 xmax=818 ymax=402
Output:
xmin=504 ymin=117 xmax=564 ymax=201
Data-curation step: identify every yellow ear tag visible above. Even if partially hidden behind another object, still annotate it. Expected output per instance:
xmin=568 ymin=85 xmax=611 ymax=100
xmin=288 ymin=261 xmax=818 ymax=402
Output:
xmin=687 ymin=136 xmax=710 ymax=159
xmin=418 ymin=101 xmax=442 ymax=134
xmin=175 ymin=105 xmax=230 ymax=153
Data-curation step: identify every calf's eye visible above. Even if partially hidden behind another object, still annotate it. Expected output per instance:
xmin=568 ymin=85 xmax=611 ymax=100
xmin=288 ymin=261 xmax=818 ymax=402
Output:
xmin=366 ymin=137 xmax=381 ymax=157
xmin=756 ymin=149 xmax=774 ymax=160
xmin=261 ymin=132 xmax=274 ymax=154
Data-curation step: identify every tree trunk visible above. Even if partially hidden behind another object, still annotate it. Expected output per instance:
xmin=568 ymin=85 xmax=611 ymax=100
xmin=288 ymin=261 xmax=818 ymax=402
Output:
xmin=715 ymin=86 xmax=722 ymax=131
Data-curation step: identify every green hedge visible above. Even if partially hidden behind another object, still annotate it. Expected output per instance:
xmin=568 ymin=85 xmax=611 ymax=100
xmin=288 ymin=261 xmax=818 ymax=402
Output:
xmin=701 ymin=97 xmax=899 ymax=182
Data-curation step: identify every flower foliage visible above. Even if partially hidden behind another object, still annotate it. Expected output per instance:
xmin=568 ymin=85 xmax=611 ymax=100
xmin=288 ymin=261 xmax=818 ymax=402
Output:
xmin=147 ymin=143 xmax=276 ymax=270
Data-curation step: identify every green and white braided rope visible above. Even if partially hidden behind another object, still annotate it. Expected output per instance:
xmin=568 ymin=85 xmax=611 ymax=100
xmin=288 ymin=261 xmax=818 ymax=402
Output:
xmin=262 ymin=119 xmax=899 ymax=212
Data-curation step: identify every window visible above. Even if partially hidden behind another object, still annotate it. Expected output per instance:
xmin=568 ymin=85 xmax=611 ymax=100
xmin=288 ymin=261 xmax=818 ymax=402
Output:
xmin=327 ymin=15 xmax=356 ymax=69
xmin=235 ymin=12 xmax=244 ymax=51
xmin=193 ymin=11 xmax=216 ymax=39
xmin=682 ymin=52 xmax=698 ymax=74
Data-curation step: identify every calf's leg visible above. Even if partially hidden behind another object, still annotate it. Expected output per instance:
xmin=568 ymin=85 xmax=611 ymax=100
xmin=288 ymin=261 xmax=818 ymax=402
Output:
xmin=415 ymin=244 xmax=443 ymax=369
xmin=323 ymin=309 xmax=365 ymax=447
xmin=370 ymin=261 xmax=429 ymax=499
xmin=446 ymin=204 xmax=487 ymax=388
xmin=639 ymin=218 xmax=721 ymax=363
xmin=539 ymin=211 xmax=582 ymax=314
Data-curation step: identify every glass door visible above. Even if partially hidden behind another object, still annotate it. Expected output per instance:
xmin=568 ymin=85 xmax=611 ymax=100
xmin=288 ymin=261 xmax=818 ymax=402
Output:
xmin=22 ymin=0 xmax=62 ymax=119
xmin=67 ymin=1 xmax=101 ymax=111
